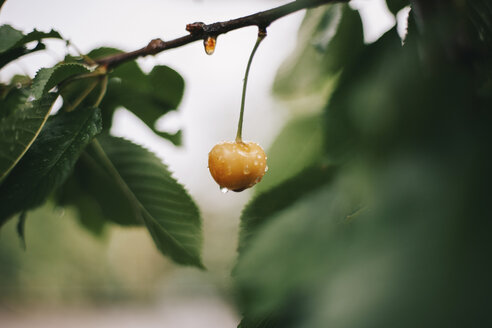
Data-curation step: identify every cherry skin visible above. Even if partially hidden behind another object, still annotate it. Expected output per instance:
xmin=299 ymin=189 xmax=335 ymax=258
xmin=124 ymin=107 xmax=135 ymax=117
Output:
xmin=208 ymin=141 xmax=267 ymax=192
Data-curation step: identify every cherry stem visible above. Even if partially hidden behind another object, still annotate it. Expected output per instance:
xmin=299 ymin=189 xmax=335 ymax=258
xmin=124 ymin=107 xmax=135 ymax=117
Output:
xmin=235 ymin=31 xmax=266 ymax=143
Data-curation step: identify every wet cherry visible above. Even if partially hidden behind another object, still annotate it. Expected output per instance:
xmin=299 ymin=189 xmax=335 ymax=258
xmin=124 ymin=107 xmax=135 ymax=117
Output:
xmin=208 ymin=141 xmax=267 ymax=192
xmin=208 ymin=31 xmax=267 ymax=192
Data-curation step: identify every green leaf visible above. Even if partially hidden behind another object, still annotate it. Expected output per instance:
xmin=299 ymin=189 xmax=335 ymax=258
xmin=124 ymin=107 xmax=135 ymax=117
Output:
xmin=273 ymin=5 xmax=363 ymax=102
xmin=0 ymin=25 xmax=63 ymax=68
xmin=66 ymin=193 xmax=107 ymax=236
xmin=31 ymin=63 xmax=90 ymax=100
xmin=55 ymin=173 xmax=109 ymax=236
xmin=0 ymin=25 xmax=24 ymax=53
xmin=0 ymin=83 xmax=30 ymax=118
xmin=236 ymin=180 xmax=358 ymax=327
xmin=0 ymin=64 xmax=91 ymax=181
xmin=324 ymin=28 xmax=405 ymax=162
xmin=237 ymin=152 xmax=492 ymax=327
xmin=84 ymin=47 xmax=185 ymax=145
xmin=0 ymin=106 xmax=102 ymax=225
xmin=239 ymin=165 xmax=336 ymax=255
xmin=148 ymin=65 xmax=185 ymax=108
xmin=18 ymin=29 xmax=62 ymax=46
xmin=102 ymin=64 xmax=184 ymax=144
xmin=57 ymin=147 xmax=140 ymax=227
xmin=386 ymin=0 xmax=409 ymax=15
xmin=254 ymin=113 xmax=325 ymax=194
xmin=86 ymin=135 xmax=203 ymax=268
xmin=0 ymin=93 xmax=57 ymax=181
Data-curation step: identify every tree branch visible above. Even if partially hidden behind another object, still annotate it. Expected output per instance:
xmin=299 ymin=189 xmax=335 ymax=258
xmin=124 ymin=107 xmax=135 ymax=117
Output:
xmin=95 ymin=0 xmax=348 ymax=69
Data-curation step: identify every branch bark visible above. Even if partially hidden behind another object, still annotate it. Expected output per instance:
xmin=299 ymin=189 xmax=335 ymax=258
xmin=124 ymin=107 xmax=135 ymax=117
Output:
xmin=95 ymin=0 xmax=348 ymax=69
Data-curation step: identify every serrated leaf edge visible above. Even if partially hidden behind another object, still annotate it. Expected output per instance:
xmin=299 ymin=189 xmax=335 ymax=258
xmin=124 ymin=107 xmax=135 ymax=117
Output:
xmin=0 ymin=93 xmax=57 ymax=182
xmin=89 ymin=138 xmax=204 ymax=268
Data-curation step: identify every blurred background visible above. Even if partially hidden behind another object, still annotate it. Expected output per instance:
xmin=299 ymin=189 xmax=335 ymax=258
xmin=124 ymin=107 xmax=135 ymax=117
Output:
xmin=0 ymin=0 xmax=395 ymax=326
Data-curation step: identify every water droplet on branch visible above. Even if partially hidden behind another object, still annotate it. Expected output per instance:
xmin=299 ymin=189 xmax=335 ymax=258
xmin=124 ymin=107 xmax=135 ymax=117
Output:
xmin=204 ymin=36 xmax=217 ymax=55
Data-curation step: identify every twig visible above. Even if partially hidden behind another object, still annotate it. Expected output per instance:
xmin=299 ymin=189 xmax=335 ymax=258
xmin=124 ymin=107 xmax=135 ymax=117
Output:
xmin=95 ymin=0 xmax=348 ymax=69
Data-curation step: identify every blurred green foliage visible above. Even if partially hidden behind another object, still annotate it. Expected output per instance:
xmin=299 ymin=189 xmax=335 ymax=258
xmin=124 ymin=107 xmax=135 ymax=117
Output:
xmin=0 ymin=203 xmax=170 ymax=306
xmin=254 ymin=114 xmax=325 ymax=194
xmin=236 ymin=1 xmax=492 ymax=327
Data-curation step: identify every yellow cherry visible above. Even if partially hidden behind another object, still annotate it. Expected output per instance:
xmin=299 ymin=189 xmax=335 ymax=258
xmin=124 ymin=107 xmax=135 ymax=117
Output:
xmin=208 ymin=141 xmax=267 ymax=192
